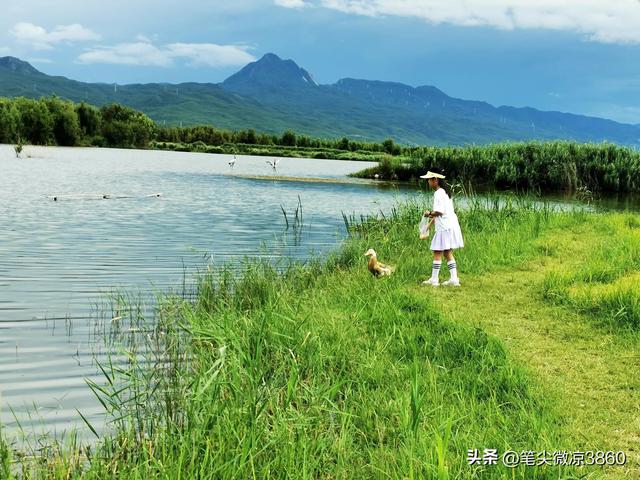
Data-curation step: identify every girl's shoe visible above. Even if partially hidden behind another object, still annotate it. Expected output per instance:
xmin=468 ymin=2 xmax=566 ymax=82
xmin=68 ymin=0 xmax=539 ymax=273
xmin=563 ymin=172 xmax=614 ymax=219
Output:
xmin=441 ymin=279 xmax=461 ymax=287
xmin=421 ymin=278 xmax=440 ymax=287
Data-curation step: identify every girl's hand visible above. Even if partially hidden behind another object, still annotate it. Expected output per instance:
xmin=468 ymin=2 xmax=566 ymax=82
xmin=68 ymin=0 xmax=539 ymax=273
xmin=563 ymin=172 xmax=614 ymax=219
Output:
xmin=423 ymin=210 xmax=431 ymax=217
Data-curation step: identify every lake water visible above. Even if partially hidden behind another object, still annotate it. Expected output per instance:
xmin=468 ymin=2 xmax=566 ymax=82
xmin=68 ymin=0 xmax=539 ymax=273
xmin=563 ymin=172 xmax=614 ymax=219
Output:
xmin=0 ymin=145 xmax=413 ymax=441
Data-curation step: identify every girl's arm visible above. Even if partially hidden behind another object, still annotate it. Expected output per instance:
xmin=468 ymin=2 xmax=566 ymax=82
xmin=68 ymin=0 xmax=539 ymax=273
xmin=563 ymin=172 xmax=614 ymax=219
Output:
xmin=424 ymin=210 xmax=443 ymax=218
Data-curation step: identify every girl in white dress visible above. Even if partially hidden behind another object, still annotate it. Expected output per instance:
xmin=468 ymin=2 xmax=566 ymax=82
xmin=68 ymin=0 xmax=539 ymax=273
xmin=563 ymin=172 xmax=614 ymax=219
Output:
xmin=420 ymin=170 xmax=464 ymax=287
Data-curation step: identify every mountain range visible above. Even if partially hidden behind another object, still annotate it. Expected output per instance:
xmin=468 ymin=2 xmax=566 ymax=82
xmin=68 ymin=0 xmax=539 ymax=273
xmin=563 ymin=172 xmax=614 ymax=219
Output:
xmin=1 ymin=53 xmax=639 ymax=146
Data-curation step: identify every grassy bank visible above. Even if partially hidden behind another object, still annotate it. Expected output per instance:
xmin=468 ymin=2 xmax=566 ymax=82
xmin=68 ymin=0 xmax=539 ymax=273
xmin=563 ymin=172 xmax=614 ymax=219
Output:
xmin=150 ymin=140 xmax=397 ymax=162
xmin=353 ymin=141 xmax=640 ymax=193
xmin=2 ymin=198 xmax=639 ymax=479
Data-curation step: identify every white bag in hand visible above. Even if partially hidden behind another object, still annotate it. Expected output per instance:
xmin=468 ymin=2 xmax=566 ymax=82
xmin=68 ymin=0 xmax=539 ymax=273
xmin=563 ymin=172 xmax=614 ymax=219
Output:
xmin=418 ymin=216 xmax=430 ymax=240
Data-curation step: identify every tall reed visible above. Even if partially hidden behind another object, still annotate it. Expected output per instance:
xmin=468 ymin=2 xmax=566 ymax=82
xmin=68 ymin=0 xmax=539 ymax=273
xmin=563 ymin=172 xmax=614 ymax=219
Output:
xmin=354 ymin=141 xmax=640 ymax=193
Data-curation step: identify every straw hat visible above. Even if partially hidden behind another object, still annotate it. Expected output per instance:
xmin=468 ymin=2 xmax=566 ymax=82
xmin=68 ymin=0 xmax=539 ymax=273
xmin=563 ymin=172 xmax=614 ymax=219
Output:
xmin=419 ymin=170 xmax=446 ymax=179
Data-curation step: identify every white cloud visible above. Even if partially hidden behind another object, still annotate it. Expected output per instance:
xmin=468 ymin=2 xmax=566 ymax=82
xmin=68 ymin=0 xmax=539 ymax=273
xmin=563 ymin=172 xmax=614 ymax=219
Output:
xmin=77 ymin=40 xmax=255 ymax=68
xmin=0 ymin=46 xmax=10 ymax=55
xmin=165 ymin=43 xmax=256 ymax=67
xmin=10 ymin=22 xmax=100 ymax=50
xmin=312 ymin=0 xmax=640 ymax=45
xmin=78 ymin=42 xmax=172 ymax=66
xmin=274 ymin=0 xmax=307 ymax=8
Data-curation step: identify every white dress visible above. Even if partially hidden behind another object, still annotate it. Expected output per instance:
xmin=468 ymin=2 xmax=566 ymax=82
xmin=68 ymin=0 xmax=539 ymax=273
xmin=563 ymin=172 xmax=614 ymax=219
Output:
xmin=430 ymin=188 xmax=464 ymax=251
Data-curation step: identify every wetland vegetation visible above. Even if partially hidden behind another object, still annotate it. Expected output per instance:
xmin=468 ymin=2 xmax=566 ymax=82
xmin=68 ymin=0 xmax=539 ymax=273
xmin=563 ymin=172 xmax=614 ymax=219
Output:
xmin=2 ymin=196 xmax=638 ymax=479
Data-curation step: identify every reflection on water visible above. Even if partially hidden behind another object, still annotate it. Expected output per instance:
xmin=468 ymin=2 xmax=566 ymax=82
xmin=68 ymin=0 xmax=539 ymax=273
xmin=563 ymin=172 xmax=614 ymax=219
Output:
xmin=0 ymin=145 xmax=409 ymax=440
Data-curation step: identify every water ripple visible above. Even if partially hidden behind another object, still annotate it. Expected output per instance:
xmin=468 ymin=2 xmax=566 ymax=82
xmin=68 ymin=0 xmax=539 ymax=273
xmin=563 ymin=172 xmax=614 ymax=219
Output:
xmin=0 ymin=145 xmax=407 ymax=436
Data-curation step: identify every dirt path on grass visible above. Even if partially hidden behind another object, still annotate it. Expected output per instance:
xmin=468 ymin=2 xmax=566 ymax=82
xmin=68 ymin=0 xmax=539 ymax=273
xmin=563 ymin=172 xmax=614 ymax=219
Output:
xmin=423 ymin=228 xmax=640 ymax=479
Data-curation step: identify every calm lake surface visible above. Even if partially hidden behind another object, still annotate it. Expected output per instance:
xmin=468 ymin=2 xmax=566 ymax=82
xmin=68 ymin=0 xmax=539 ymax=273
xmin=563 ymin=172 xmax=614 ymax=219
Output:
xmin=0 ymin=145 xmax=412 ymax=440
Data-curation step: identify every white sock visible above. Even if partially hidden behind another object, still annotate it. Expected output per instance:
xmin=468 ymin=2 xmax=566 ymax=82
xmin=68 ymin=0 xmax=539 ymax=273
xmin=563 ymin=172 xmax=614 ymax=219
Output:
xmin=447 ymin=260 xmax=458 ymax=281
xmin=431 ymin=261 xmax=441 ymax=281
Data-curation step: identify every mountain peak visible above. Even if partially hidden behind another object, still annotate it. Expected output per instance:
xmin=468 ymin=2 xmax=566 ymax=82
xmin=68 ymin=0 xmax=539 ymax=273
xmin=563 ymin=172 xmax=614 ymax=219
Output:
xmin=259 ymin=53 xmax=283 ymax=62
xmin=222 ymin=53 xmax=318 ymax=93
xmin=0 ymin=56 xmax=41 ymax=76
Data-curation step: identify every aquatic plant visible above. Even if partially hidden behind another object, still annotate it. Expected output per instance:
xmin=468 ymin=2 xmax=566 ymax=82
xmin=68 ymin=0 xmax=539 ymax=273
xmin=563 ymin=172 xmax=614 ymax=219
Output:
xmin=354 ymin=141 xmax=640 ymax=193
xmin=13 ymin=139 xmax=23 ymax=158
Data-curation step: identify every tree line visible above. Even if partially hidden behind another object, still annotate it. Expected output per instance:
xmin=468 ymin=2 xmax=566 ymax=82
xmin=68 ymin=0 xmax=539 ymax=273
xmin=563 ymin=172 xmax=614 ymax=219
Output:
xmin=0 ymin=96 xmax=403 ymax=155
xmin=0 ymin=97 xmax=156 ymax=148
xmin=155 ymin=125 xmax=402 ymax=155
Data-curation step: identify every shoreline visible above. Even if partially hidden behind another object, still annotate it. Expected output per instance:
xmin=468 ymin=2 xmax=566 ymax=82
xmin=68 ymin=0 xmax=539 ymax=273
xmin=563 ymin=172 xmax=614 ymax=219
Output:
xmin=227 ymin=173 xmax=399 ymax=186
xmin=3 ymin=198 xmax=638 ymax=478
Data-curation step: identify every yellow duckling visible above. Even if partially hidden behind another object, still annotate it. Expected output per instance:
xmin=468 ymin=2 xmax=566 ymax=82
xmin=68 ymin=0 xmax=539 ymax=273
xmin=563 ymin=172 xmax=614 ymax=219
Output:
xmin=364 ymin=248 xmax=394 ymax=277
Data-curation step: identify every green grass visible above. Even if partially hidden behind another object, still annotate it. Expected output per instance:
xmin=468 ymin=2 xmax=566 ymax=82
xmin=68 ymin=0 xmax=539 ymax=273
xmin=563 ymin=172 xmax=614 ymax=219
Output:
xmin=425 ymin=217 xmax=640 ymax=480
xmin=541 ymin=213 xmax=640 ymax=330
xmin=4 ymin=198 xmax=640 ymax=478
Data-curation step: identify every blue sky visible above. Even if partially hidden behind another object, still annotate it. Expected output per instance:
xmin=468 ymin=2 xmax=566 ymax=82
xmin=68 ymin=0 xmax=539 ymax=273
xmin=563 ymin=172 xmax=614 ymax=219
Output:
xmin=1 ymin=0 xmax=639 ymax=124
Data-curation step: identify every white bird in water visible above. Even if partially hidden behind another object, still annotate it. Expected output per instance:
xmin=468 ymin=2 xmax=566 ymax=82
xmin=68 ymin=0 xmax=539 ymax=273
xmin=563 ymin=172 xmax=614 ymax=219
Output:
xmin=229 ymin=155 xmax=236 ymax=168
xmin=266 ymin=158 xmax=280 ymax=170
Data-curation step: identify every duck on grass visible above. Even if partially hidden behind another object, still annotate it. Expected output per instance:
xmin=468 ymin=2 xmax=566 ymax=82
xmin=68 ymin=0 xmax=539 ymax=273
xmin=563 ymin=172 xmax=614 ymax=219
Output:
xmin=363 ymin=248 xmax=394 ymax=277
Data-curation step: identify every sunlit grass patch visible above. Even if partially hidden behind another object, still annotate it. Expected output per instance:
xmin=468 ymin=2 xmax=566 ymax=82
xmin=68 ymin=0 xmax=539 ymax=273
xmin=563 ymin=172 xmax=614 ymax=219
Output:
xmin=544 ymin=272 xmax=640 ymax=330
xmin=542 ymin=214 xmax=640 ymax=329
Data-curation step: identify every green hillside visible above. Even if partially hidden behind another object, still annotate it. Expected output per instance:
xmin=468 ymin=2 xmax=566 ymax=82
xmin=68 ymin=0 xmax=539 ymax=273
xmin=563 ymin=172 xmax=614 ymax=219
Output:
xmin=1 ymin=54 xmax=639 ymax=146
